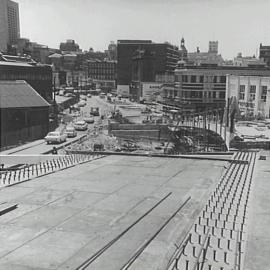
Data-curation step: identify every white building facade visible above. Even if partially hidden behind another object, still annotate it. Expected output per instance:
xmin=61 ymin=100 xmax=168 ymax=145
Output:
xmin=226 ymin=75 xmax=270 ymax=118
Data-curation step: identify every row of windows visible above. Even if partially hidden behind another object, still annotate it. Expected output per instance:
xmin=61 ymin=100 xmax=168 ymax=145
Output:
xmin=89 ymin=75 xmax=115 ymax=80
xmin=181 ymin=91 xmax=225 ymax=99
xmin=88 ymin=69 xmax=115 ymax=73
xmin=239 ymin=85 xmax=268 ymax=102
xmin=181 ymin=75 xmax=226 ymax=83
xmin=88 ymin=64 xmax=115 ymax=68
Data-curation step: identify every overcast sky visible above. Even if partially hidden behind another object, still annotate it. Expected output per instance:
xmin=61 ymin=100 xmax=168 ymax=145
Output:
xmin=16 ymin=0 xmax=270 ymax=59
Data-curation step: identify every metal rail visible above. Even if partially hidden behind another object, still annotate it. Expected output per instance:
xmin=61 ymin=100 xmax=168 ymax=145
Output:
xmin=120 ymin=196 xmax=191 ymax=270
xmin=75 ymin=192 xmax=173 ymax=270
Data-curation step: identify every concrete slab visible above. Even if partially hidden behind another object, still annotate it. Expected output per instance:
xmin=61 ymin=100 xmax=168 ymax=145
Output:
xmin=0 ymin=155 xmax=227 ymax=269
xmin=11 ymin=189 xmax=71 ymax=206
xmin=0 ymin=224 xmax=45 ymax=258
xmin=7 ymin=205 xmax=79 ymax=230
xmin=0 ymin=230 xmax=92 ymax=270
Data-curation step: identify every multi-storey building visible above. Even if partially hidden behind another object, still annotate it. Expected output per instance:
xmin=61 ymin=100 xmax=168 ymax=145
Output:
xmin=234 ymin=53 xmax=265 ymax=67
xmin=259 ymin=43 xmax=270 ymax=67
xmin=86 ymin=59 xmax=116 ymax=81
xmin=60 ymin=39 xmax=81 ymax=53
xmin=175 ymin=62 xmax=270 ymax=112
xmin=106 ymin=41 xmax=117 ymax=61
xmin=226 ymin=75 xmax=270 ymax=118
xmin=15 ymin=38 xmax=58 ymax=64
xmin=86 ymin=59 xmax=117 ymax=92
xmin=117 ymin=40 xmax=179 ymax=96
xmin=0 ymin=56 xmax=53 ymax=101
xmin=0 ymin=0 xmax=20 ymax=52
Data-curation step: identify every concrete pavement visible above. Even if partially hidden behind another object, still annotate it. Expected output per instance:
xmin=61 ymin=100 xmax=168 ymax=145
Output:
xmin=0 ymin=155 xmax=227 ymax=269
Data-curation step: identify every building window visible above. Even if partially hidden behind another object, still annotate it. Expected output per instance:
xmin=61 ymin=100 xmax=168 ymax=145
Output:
xmin=213 ymin=76 xmax=217 ymax=83
xmin=213 ymin=91 xmax=216 ymax=98
xmin=191 ymin=75 xmax=196 ymax=83
xmin=261 ymin=86 xmax=267 ymax=102
xmin=220 ymin=76 xmax=226 ymax=83
xmin=220 ymin=92 xmax=225 ymax=99
xmin=239 ymin=85 xmax=245 ymax=100
xmin=182 ymin=75 xmax=188 ymax=82
xmin=249 ymin=85 xmax=256 ymax=101
xmin=199 ymin=76 xmax=204 ymax=83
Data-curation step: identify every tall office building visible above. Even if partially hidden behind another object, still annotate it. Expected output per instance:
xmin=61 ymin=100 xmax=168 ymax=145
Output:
xmin=117 ymin=40 xmax=179 ymax=96
xmin=0 ymin=0 xmax=20 ymax=52
xmin=259 ymin=43 xmax=270 ymax=66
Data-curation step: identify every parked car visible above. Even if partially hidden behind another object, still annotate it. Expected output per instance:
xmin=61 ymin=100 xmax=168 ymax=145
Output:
xmin=99 ymin=93 xmax=106 ymax=99
xmin=71 ymin=111 xmax=80 ymax=117
xmin=71 ymin=104 xmax=80 ymax=111
xmin=80 ymin=95 xmax=87 ymax=101
xmin=87 ymin=93 xmax=92 ymax=98
xmin=74 ymin=120 xmax=88 ymax=131
xmin=83 ymin=116 xmax=94 ymax=124
xmin=65 ymin=126 xmax=77 ymax=137
xmin=44 ymin=131 xmax=67 ymax=144
xmin=78 ymin=100 xmax=86 ymax=107
xmin=58 ymin=90 xmax=65 ymax=96
xmin=64 ymin=93 xmax=73 ymax=97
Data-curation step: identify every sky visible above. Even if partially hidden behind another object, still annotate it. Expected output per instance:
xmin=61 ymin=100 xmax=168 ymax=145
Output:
xmin=16 ymin=0 xmax=270 ymax=59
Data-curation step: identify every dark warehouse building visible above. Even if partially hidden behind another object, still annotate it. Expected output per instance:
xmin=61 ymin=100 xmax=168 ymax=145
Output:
xmin=0 ymin=56 xmax=53 ymax=102
xmin=0 ymin=80 xmax=50 ymax=149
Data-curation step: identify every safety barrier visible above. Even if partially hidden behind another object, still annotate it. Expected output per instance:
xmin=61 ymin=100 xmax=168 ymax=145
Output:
xmin=0 ymin=153 xmax=105 ymax=188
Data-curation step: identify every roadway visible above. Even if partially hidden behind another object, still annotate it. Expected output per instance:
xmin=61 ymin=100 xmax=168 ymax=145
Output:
xmin=0 ymin=95 xmax=115 ymax=156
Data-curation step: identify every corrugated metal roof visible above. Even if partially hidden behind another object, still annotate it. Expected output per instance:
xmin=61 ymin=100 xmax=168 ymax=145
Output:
xmin=0 ymin=80 xmax=50 ymax=109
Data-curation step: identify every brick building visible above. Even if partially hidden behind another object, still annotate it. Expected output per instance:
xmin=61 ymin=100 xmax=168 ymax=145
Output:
xmin=0 ymin=59 xmax=53 ymax=101
xmin=86 ymin=59 xmax=117 ymax=92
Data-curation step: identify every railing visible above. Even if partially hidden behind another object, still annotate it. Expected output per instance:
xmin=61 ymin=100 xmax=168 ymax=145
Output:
xmin=0 ymin=153 xmax=105 ymax=188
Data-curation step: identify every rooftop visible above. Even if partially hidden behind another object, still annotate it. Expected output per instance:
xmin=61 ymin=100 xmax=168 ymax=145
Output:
xmin=0 ymin=61 xmax=52 ymax=69
xmin=0 ymin=81 xmax=50 ymax=109
xmin=176 ymin=63 xmax=270 ymax=71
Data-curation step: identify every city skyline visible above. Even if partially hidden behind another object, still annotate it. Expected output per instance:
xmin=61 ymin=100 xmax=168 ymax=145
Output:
xmin=16 ymin=0 xmax=270 ymax=59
